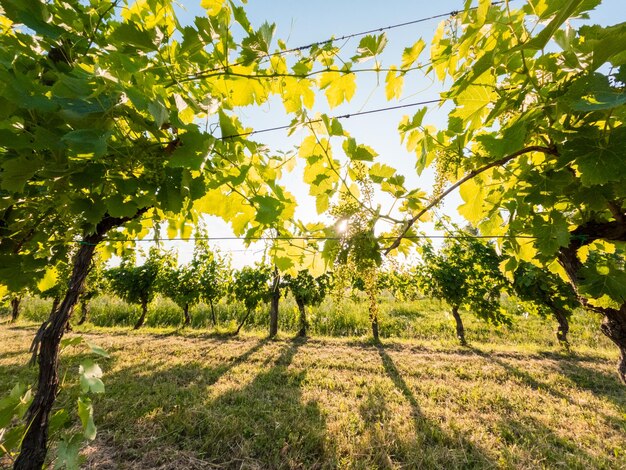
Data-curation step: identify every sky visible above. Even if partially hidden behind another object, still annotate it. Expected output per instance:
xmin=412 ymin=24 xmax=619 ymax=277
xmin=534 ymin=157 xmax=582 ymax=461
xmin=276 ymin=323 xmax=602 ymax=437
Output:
xmin=146 ymin=0 xmax=624 ymax=268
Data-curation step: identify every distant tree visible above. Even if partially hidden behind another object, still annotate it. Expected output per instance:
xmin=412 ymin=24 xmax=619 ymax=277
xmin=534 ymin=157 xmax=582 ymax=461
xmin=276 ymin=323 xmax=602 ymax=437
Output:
xmin=5 ymin=289 xmax=26 ymax=323
xmin=269 ymin=265 xmax=281 ymax=338
xmin=192 ymin=240 xmax=230 ymax=327
xmin=159 ymin=261 xmax=202 ymax=327
xmin=324 ymin=169 xmax=383 ymax=341
xmin=77 ymin=254 xmax=107 ymax=326
xmin=378 ymin=268 xmax=420 ymax=302
xmin=417 ymin=237 xmax=509 ymax=345
xmin=512 ymin=261 xmax=581 ymax=348
xmin=106 ymin=248 xmax=174 ymax=329
xmin=1 ymin=286 xmax=29 ymax=323
xmin=230 ymin=264 xmax=272 ymax=335
xmin=284 ymin=270 xmax=331 ymax=337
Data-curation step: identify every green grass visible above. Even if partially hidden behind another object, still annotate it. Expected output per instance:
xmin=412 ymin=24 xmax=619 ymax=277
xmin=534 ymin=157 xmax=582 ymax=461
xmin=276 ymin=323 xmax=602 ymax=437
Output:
xmin=0 ymin=298 xmax=625 ymax=469
xmin=2 ymin=292 xmax=615 ymax=351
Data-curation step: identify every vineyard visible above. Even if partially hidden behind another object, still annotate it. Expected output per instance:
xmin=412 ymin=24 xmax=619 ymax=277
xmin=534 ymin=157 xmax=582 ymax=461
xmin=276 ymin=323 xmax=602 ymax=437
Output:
xmin=1 ymin=0 xmax=626 ymax=468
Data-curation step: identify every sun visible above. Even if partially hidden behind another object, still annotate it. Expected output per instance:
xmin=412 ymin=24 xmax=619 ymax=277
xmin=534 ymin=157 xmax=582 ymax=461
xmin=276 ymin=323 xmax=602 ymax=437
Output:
xmin=336 ymin=219 xmax=349 ymax=234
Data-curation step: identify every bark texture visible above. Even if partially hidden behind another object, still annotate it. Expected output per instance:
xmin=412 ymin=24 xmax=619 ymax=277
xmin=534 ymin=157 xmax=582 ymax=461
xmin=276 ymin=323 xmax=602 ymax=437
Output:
xmin=209 ymin=300 xmax=216 ymax=326
xmin=77 ymin=299 xmax=88 ymax=325
xmin=600 ymin=308 xmax=626 ymax=384
xmin=15 ymin=211 xmax=145 ymax=470
xmin=133 ymin=299 xmax=148 ymax=330
xmin=269 ymin=268 xmax=280 ymax=338
xmin=296 ymin=297 xmax=307 ymax=337
xmin=235 ymin=308 xmax=252 ymax=335
xmin=552 ymin=307 xmax=570 ymax=347
xmin=183 ymin=304 xmax=191 ymax=327
xmin=451 ymin=306 xmax=467 ymax=346
xmin=10 ymin=296 xmax=21 ymax=322
xmin=559 ymin=235 xmax=626 ymax=384
xmin=49 ymin=297 xmax=60 ymax=317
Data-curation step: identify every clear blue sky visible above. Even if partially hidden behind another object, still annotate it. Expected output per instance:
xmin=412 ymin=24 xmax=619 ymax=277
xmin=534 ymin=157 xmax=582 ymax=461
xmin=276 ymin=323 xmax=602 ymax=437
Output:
xmin=161 ymin=0 xmax=624 ymax=267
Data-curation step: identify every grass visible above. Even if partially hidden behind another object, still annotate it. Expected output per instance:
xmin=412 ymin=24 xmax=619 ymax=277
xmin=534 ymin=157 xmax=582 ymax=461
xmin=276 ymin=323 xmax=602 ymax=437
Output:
xmin=4 ymin=292 xmax=615 ymax=350
xmin=0 ymin=300 xmax=625 ymax=469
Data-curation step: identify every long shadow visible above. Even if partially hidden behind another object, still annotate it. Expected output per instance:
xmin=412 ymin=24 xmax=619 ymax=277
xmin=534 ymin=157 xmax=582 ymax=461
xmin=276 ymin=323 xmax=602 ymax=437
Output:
xmin=493 ymin=411 xmax=623 ymax=468
xmin=91 ymin=337 xmax=328 ymax=469
xmin=376 ymin=345 xmax=493 ymax=468
xmin=551 ymin=360 xmax=626 ymax=411
xmin=467 ymin=345 xmax=576 ymax=403
xmin=465 ymin=346 xmax=625 ymax=466
xmin=468 ymin=346 xmax=625 ymax=412
xmin=195 ymin=337 xmax=329 ymax=469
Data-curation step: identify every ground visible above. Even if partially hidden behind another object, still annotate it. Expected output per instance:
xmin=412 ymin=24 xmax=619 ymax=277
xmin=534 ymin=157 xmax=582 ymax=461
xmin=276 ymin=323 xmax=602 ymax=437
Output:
xmin=1 ymin=324 xmax=625 ymax=469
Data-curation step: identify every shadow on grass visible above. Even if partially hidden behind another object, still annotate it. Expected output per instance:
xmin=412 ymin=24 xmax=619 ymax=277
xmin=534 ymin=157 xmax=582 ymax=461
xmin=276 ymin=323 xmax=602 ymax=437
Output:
xmin=493 ymin=412 xmax=622 ymax=468
xmin=552 ymin=360 xmax=626 ymax=411
xmin=467 ymin=345 xmax=625 ymax=409
xmin=94 ymin=337 xmax=329 ymax=469
xmin=375 ymin=345 xmax=493 ymax=468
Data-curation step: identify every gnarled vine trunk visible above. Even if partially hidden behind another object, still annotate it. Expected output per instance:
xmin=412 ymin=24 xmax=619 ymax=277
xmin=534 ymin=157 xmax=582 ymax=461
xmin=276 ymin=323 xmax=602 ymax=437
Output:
xmin=365 ymin=277 xmax=380 ymax=343
xmin=10 ymin=296 xmax=21 ymax=322
xmin=451 ymin=306 xmax=466 ymax=346
xmin=552 ymin=307 xmax=570 ymax=348
xmin=269 ymin=268 xmax=280 ymax=338
xmin=209 ymin=300 xmax=217 ymax=326
xmin=296 ymin=297 xmax=307 ymax=337
xmin=14 ymin=212 xmax=144 ymax=470
xmin=559 ymin=242 xmax=626 ymax=384
xmin=49 ymin=297 xmax=60 ymax=317
xmin=183 ymin=303 xmax=191 ymax=327
xmin=134 ymin=298 xmax=148 ymax=330
xmin=235 ymin=308 xmax=252 ymax=335
xmin=600 ymin=308 xmax=626 ymax=384
xmin=77 ymin=299 xmax=88 ymax=325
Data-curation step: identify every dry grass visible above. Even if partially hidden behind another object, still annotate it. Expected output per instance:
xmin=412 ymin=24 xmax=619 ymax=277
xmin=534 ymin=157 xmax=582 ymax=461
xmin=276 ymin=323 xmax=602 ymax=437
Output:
xmin=0 ymin=325 xmax=625 ymax=469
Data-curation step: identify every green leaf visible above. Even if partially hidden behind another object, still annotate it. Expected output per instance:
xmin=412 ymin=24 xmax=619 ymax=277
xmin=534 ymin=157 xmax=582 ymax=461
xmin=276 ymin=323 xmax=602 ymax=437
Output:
xmin=577 ymin=23 xmax=626 ymax=71
xmin=251 ymin=195 xmax=282 ymax=225
xmin=533 ymin=212 xmax=570 ymax=257
xmin=62 ymin=129 xmax=110 ymax=158
xmin=368 ymin=163 xmax=396 ymax=183
xmin=110 ymin=22 xmax=157 ymax=51
xmin=0 ymin=424 xmax=27 ymax=457
xmin=61 ymin=337 xmax=83 ymax=350
xmin=385 ymin=67 xmax=404 ymax=100
xmin=85 ymin=341 xmax=110 ymax=358
xmin=579 ymin=265 xmax=626 ymax=304
xmin=1 ymin=156 xmax=43 ymax=192
xmin=562 ymin=73 xmax=626 ymax=111
xmin=563 ymin=127 xmax=626 ymax=186
xmin=168 ymin=131 xmax=210 ymax=170
xmin=450 ymin=71 xmax=497 ymax=129
xmin=218 ymin=110 xmax=239 ymax=138
xmin=1 ymin=0 xmax=65 ymax=38
xmin=79 ymin=360 xmax=104 ymax=394
xmin=315 ymin=193 xmax=329 ymax=214
xmin=106 ymin=195 xmax=138 ymax=219
xmin=0 ymin=384 xmax=32 ymax=428
xmin=230 ymin=1 xmax=252 ymax=33
xmin=342 ymin=138 xmax=378 ymax=162
xmin=458 ymin=178 xmax=485 ymax=224
xmin=77 ymin=397 xmax=96 ymax=440
xmin=401 ymin=39 xmax=425 ymax=70
xmin=319 ymin=71 xmax=356 ymax=108
xmin=240 ymin=21 xmax=275 ymax=63
xmin=37 ymin=267 xmax=59 ymax=293
xmin=352 ymin=34 xmax=388 ymax=62
xmin=523 ymin=0 xmax=585 ymax=51
xmin=148 ymin=101 xmax=169 ymax=128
